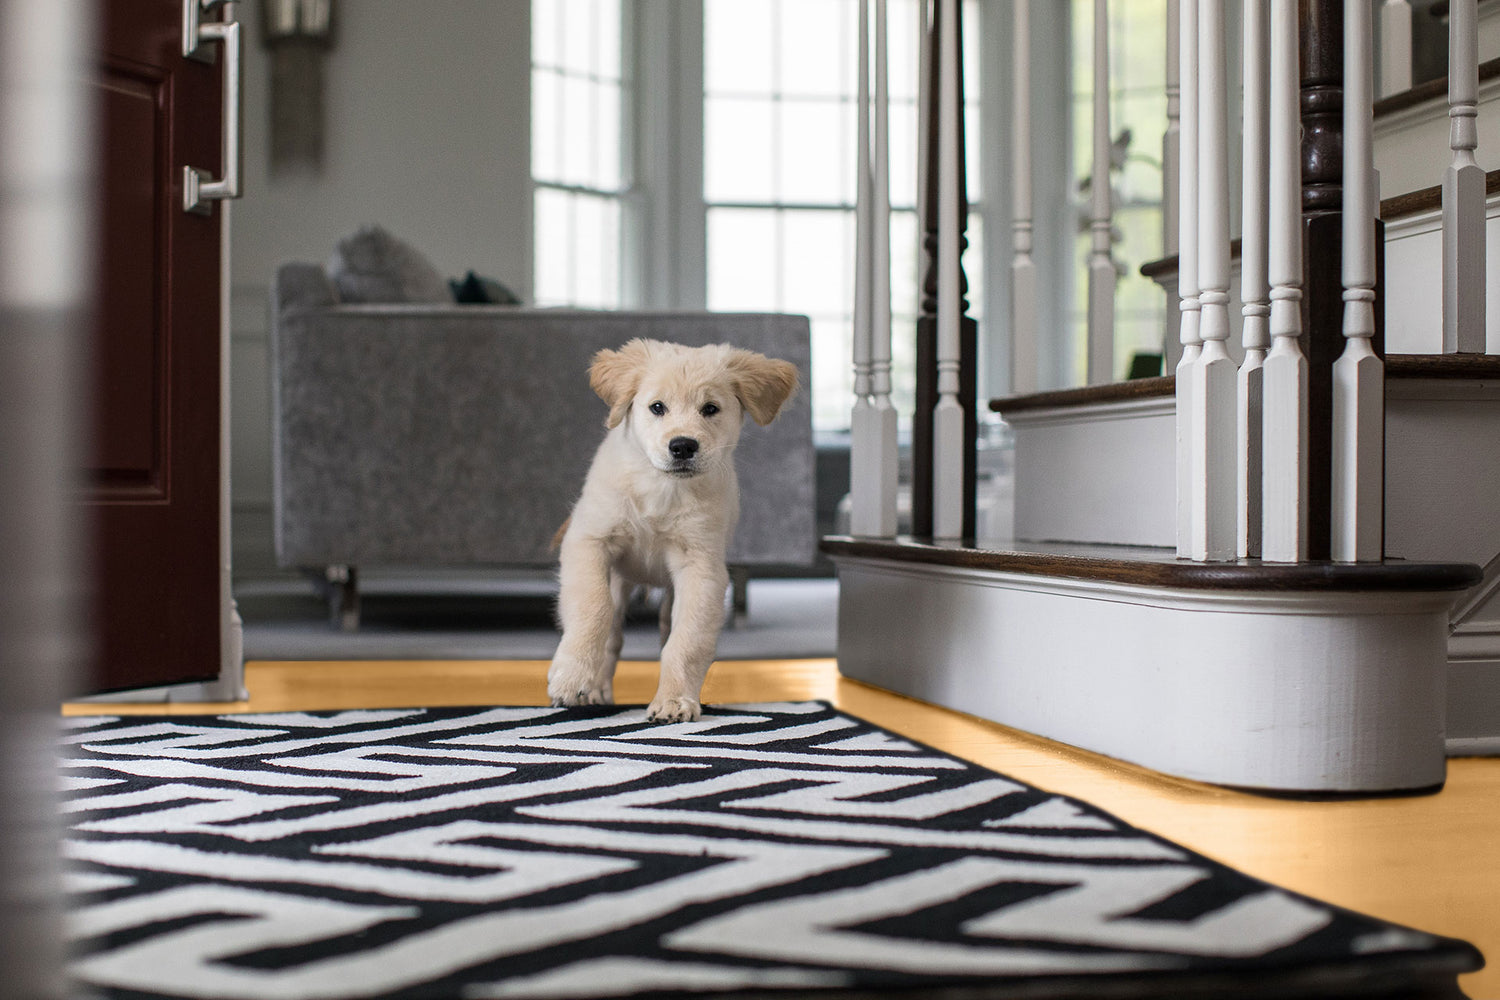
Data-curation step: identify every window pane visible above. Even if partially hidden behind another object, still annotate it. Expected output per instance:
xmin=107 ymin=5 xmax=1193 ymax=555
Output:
xmin=594 ymin=79 xmax=622 ymax=190
xmin=890 ymin=207 xmax=919 ymax=319
xmin=705 ymin=0 xmax=774 ymax=95
xmin=810 ymin=315 xmax=854 ymax=430
xmin=707 ymin=208 xmax=777 ymax=310
xmin=531 ymin=68 xmax=561 ymax=182
xmin=782 ymin=209 xmax=850 ymax=317
xmin=534 ymin=187 xmax=573 ymax=306
xmin=533 ymin=0 xmax=560 ymax=68
xmin=778 ymin=99 xmax=850 ymax=205
xmin=887 ymin=0 xmax=920 ymax=103
xmin=779 ymin=0 xmax=848 ymax=98
xmin=704 ymin=97 xmax=775 ymax=202
xmin=559 ymin=74 xmax=593 ymax=187
xmin=571 ymin=192 xmax=619 ymax=308
xmin=561 ymin=0 xmax=594 ymax=75
xmin=888 ymin=98 xmax=918 ymax=210
xmin=594 ymin=0 xmax=621 ymax=81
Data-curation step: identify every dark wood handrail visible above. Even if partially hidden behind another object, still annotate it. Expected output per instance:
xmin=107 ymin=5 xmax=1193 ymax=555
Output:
xmin=820 ymin=535 xmax=1482 ymax=592
xmin=990 ymin=355 xmax=1500 ymax=416
xmin=1372 ymin=55 xmax=1500 ymax=120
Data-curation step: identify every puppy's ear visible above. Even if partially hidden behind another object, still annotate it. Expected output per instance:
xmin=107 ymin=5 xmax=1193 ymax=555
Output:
xmin=589 ymin=340 xmax=652 ymax=428
xmin=727 ymin=349 xmax=799 ymax=426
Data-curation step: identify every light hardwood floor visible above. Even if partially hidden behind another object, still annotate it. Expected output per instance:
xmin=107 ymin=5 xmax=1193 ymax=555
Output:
xmin=65 ymin=658 xmax=1498 ymax=998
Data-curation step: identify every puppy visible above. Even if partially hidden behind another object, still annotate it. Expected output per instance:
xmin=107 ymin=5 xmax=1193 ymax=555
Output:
xmin=548 ymin=339 xmax=798 ymax=722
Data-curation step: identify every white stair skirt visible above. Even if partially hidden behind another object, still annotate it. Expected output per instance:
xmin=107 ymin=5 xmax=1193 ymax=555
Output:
xmin=833 ymin=555 xmax=1455 ymax=793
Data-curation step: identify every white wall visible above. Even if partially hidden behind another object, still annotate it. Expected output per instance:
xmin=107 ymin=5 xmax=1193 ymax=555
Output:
xmin=231 ymin=1 xmax=532 ymax=511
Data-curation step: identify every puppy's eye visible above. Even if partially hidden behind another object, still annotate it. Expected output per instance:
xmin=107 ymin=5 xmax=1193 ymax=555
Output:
xmin=648 ymin=401 xmax=666 ymax=416
xmin=701 ymin=402 xmax=720 ymax=417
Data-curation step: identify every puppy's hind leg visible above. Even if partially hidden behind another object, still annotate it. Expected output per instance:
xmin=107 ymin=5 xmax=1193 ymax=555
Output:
xmin=548 ymin=535 xmax=619 ymax=707
xmin=657 ymin=585 xmax=673 ymax=649
xmin=605 ymin=572 xmax=631 ymax=670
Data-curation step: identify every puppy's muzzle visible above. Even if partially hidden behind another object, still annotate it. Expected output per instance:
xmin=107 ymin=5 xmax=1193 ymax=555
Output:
xmin=667 ymin=436 xmax=700 ymax=475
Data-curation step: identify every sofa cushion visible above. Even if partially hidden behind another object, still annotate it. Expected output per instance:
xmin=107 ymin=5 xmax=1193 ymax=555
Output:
xmin=326 ymin=226 xmax=451 ymax=304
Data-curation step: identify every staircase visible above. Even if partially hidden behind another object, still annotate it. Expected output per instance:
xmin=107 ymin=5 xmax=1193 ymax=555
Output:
xmin=830 ymin=0 xmax=1500 ymax=794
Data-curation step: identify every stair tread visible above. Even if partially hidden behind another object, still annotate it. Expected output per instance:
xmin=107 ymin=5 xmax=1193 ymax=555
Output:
xmin=820 ymin=535 xmax=1481 ymax=592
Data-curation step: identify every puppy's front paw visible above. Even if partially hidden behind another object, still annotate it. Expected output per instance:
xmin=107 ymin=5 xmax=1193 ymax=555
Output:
xmin=547 ymin=655 xmax=614 ymax=707
xmin=645 ymin=695 xmax=701 ymax=723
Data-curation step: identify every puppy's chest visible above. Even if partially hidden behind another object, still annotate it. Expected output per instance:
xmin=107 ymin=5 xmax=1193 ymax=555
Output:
xmin=605 ymin=488 xmax=722 ymax=574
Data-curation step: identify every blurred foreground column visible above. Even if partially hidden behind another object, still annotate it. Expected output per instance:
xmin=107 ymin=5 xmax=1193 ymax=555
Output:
xmin=0 ymin=1 xmax=96 ymax=997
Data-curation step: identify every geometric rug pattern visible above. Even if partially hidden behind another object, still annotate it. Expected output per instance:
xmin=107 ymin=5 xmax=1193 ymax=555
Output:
xmin=62 ymin=703 xmax=1482 ymax=999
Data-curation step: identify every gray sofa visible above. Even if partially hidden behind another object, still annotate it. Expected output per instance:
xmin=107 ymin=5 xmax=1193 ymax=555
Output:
xmin=270 ymin=263 xmax=817 ymax=627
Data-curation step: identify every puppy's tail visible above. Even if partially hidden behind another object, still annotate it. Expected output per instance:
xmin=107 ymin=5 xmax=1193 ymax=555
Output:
xmin=550 ymin=516 xmax=571 ymax=554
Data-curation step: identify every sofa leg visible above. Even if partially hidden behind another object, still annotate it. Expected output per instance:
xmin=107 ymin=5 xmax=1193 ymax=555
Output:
xmin=325 ymin=564 xmax=360 ymax=632
xmin=729 ymin=566 xmax=749 ymax=629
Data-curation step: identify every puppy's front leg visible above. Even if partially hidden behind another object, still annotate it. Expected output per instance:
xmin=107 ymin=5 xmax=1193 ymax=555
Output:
xmin=647 ymin=559 xmax=728 ymax=723
xmin=549 ymin=536 xmax=619 ymax=707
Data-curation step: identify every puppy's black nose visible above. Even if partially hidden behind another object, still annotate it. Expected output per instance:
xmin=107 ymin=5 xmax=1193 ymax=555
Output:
xmin=669 ymin=436 xmax=699 ymax=461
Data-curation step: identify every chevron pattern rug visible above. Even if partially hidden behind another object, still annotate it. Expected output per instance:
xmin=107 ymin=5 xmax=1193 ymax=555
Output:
xmin=62 ymin=703 xmax=1480 ymax=999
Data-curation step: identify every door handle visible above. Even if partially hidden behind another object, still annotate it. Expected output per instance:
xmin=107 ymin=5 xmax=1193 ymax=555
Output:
xmin=182 ymin=0 xmax=243 ymax=215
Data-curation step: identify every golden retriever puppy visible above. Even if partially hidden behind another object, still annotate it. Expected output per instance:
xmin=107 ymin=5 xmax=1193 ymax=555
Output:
xmin=548 ymin=339 xmax=798 ymax=722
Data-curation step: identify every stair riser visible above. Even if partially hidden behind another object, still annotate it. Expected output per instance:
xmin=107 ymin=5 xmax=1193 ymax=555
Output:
xmin=834 ymin=556 xmax=1451 ymax=792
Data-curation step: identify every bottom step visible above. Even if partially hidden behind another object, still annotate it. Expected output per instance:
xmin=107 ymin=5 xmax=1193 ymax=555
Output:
xmin=822 ymin=536 xmax=1480 ymax=794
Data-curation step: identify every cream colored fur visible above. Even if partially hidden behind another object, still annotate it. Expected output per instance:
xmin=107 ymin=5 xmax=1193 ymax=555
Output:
xmin=548 ymin=339 xmax=798 ymax=722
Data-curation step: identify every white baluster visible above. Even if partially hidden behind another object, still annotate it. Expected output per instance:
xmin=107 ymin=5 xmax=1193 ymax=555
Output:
xmin=1189 ymin=0 xmax=1236 ymax=561
xmin=1333 ymin=0 xmax=1383 ymax=562
xmin=933 ymin=0 xmax=964 ymax=539
xmin=1238 ymin=0 xmax=1270 ymax=559
xmin=1444 ymin=0 xmax=1485 ymax=354
xmin=1163 ymin=0 xmax=1180 ymax=257
xmin=1174 ymin=0 xmax=1200 ymax=558
xmin=1261 ymin=0 xmax=1309 ymax=563
xmin=851 ymin=0 xmax=876 ymax=535
xmin=870 ymin=0 xmax=898 ymax=536
xmin=1011 ymin=0 xmax=1037 ymax=395
xmin=1379 ymin=0 xmax=1412 ymax=97
xmin=1087 ymin=0 xmax=1115 ymax=385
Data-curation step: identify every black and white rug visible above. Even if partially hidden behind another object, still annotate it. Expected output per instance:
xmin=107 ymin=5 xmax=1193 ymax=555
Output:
xmin=62 ymin=703 xmax=1481 ymax=999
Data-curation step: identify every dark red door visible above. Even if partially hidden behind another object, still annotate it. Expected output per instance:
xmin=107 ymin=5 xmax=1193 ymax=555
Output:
xmin=81 ymin=0 xmax=232 ymax=692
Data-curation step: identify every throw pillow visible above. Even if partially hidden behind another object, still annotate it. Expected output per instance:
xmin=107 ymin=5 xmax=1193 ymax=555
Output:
xmin=449 ymin=270 xmax=522 ymax=305
xmin=326 ymin=226 xmax=451 ymax=304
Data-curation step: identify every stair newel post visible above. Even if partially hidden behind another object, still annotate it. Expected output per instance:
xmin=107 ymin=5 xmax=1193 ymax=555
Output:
xmin=1087 ymin=0 xmax=1115 ymax=385
xmin=1011 ymin=0 xmax=1038 ymax=396
xmin=1189 ymin=0 xmax=1237 ymax=561
xmin=1299 ymin=0 xmax=1347 ymax=562
xmin=850 ymin=0 xmax=898 ymax=538
xmin=1378 ymin=0 xmax=1412 ymax=97
xmin=1173 ymin=0 xmax=1201 ymax=558
xmin=913 ymin=0 xmax=975 ymax=542
xmin=912 ymin=0 xmax=933 ymax=538
xmin=1443 ymin=0 xmax=1485 ymax=355
xmin=1332 ymin=0 xmax=1383 ymax=562
xmin=1262 ymin=0 xmax=1310 ymax=562
xmin=1239 ymin=0 xmax=1271 ymax=559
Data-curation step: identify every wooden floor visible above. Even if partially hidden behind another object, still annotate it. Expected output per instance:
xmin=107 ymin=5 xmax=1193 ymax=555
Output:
xmin=66 ymin=658 xmax=1497 ymax=999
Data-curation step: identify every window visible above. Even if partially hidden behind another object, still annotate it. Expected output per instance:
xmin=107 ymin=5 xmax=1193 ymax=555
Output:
xmin=703 ymin=0 xmax=982 ymax=430
xmin=1070 ymin=0 xmax=1169 ymax=381
xmin=531 ymin=0 xmax=628 ymax=308
xmin=530 ymin=0 xmax=986 ymax=430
